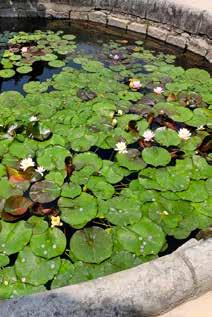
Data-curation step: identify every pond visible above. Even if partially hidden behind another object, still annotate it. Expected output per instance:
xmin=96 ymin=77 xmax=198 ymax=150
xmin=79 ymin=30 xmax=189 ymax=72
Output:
xmin=0 ymin=19 xmax=211 ymax=299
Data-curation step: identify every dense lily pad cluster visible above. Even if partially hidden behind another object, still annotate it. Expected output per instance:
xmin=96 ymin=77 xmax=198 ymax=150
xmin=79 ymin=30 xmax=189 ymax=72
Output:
xmin=0 ymin=30 xmax=211 ymax=299
xmin=0 ymin=30 xmax=76 ymax=77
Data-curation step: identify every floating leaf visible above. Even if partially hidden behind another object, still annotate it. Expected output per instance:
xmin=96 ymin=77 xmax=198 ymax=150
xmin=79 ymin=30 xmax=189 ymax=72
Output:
xmin=15 ymin=246 xmax=60 ymax=286
xmin=155 ymin=129 xmax=181 ymax=147
xmin=59 ymin=193 xmax=97 ymax=228
xmin=0 ymin=254 xmax=9 ymax=267
xmin=3 ymin=196 xmax=33 ymax=216
xmin=27 ymin=216 xmax=48 ymax=235
xmin=106 ymin=197 xmax=141 ymax=226
xmin=70 ymin=227 xmax=113 ymax=264
xmin=30 ymin=180 xmax=61 ymax=203
xmin=16 ymin=66 xmax=32 ymax=74
xmin=87 ymin=176 xmax=115 ymax=200
xmin=0 ymin=221 xmax=32 ymax=255
xmin=116 ymin=149 xmax=146 ymax=171
xmin=37 ymin=146 xmax=70 ymax=171
xmin=0 ymin=69 xmax=15 ymax=78
xmin=30 ymin=227 xmax=66 ymax=260
xmin=142 ymin=147 xmax=171 ymax=167
xmin=51 ymin=259 xmax=74 ymax=289
xmin=48 ymin=60 xmax=65 ymax=68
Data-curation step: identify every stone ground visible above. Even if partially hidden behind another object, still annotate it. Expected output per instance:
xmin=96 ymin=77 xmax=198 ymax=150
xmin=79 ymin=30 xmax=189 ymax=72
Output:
xmin=158 ymin=291 xmax=212 ymax=317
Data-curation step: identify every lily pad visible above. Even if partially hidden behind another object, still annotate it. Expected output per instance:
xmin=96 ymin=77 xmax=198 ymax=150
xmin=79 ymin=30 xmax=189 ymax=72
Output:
xmin=116 ymin=149 xmax=146 ymax=171
xmin=70 ymin=227 xmax=113 ymax=264
xmin=0 ymin=221 xmax=32 ymax=255
xmin=30 ymin=180 xmax=61 ymax=203
xmin=15 ymin=246 xmax=61 ymax=286
xmin=0 ymin=69 xmax=15 ymax=78
xmin=30 ymin=227 xmax=66 ymax=260
xmin=48 ymin=60 xmax=65 ymax=68
xmin=16 ymin=66 xmax=32 ymax=74
xmin=106 ymin=197 xmax=142 ymax=226
xmin=59 ymin=192 xmax=97 ymax=228
xmin=142 ymin=147 xmax=171 ymax=167
xmin=155 ymin=129 xmax=181 ymax=147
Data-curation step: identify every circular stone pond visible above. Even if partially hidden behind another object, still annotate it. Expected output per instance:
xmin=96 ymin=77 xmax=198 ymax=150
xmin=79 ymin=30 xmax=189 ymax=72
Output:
xmin=0 ymin=19 xmax=211 ymax=300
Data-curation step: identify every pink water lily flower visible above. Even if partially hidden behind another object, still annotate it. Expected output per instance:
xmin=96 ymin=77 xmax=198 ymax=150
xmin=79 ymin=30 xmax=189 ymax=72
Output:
xmin=129 ymin=79 xmax=142 ymax=90
xmin=153 ymin=86 xmax=164 ymax=95
xmin=21 ymin=47 xmax=28 ymax=53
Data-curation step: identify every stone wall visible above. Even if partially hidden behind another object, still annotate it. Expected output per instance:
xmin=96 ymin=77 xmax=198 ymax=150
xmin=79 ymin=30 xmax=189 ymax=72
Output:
xmin=0 ymin=0 xmax=211 ymax=61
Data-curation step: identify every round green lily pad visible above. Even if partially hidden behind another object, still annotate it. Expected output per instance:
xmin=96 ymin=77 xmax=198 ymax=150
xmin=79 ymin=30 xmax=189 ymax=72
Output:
xmin=30 ymin=227 xmax=66 ymax=260
xmin=0 ymin=69 xmax=15 ymax=78
xmin=16 ymin=66 xmax=32 ymax=74
xmin=70 ymin=227 xmax=113 ymax=264
xmin=29 ymin=180 xmax=61 ymax=203
xmin=0 ymin=221 xmax=32 ymax=255
xmin=59 ymin=192 xmax=97 ymax=228
xmin=48 ymin=60 xmax=65 ymax=68
xmin=142 ymin=147 xmax=171 ymax=167
xmin=15 ymin=246 xmax=61 ymax=286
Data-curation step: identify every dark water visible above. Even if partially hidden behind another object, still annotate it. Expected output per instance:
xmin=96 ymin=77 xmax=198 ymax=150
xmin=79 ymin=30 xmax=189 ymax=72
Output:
xmin=0 ymin=18 xmax=211 ymax=94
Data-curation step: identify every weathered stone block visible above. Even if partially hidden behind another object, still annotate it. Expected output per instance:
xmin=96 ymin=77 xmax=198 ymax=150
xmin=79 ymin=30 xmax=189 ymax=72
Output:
xmin=88 ymin=11 xmax=107 ymax=24
xmin=127 ymin=22 xmax=147 ymax=34
xmin=187 ymin=37 xmax=209 ymax=56
xmin=147 ymin=25 xmax=168 ymax=41
xmin=70 ymin=10 xmax=89 ymax=20
xmin=206 ymin=50 xmax=212 ymax=63
xmin=166 ymin=34 xmax=187 ymax=49
xmin=107 ymin=16 xmax=129 ymax=29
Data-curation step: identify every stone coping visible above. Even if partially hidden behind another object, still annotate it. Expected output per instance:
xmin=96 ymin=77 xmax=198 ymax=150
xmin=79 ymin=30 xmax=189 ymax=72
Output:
xmin=0 ymin=238 xmax=211 ymax=316
xmin=0 ymin=1 xmax=212 ymax=62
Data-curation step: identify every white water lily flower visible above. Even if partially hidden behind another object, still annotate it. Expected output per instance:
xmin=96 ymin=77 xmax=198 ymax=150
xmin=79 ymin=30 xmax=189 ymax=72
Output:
xmin=143 ymin=129 xmax=155 ymax=142
xmin=20 ymin=157 xmax=35 ymax=171
xmin=7 ymin=124 xmax=18 ymax=135
xmin=35 ymin=166 xmax=46 ymax=176
xmin=29 ymin=116 xmax=38 ymax=122
xmin=115 ymin=141 xmax=128 ymax=154
xmin=117 ymin=109 xmax=123 ymax=116
xmin=153 ymin=86 xmax=164 ymax=94
xmin=178 ymin=128 xmax=191 ymax=140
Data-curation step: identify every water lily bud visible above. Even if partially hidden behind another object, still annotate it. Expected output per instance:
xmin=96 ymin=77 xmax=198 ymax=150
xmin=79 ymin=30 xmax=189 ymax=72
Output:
xmin=109 ymin=111 xmax=115 ymax=119
xmin=112 ymin=118 xmax=117 ymax=127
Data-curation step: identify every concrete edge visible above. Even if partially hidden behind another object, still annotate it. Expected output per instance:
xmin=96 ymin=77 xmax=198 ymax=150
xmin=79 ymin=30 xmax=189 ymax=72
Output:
xmin=0 ymin=238 xmax=211 ymax=317
xmin=0 ymin=1 xmax=212 ymax=61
